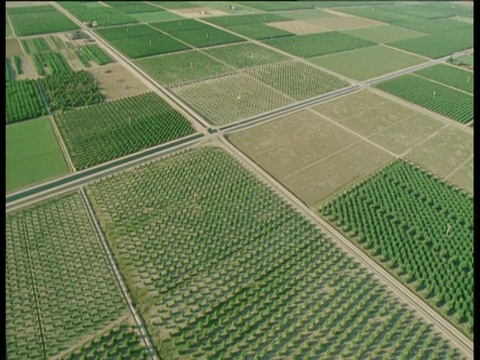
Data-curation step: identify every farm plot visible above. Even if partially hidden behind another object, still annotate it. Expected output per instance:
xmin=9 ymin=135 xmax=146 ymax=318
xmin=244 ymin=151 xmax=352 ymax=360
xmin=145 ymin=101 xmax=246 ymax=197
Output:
xmin=375 ymin=74 xmax=473 ymax=124
xmin=204 ymin=13 xmax=290 ymax=27
xmin=171 ymin=6 xmax=228 ymax=18
xmin=280 ymin=9 xmax=338 ymax=20
xmin=445 ymin=157 xmax=473 ymax=195
xmin=32 ymin=50 xmax=72 ymax=75
xmin=204 ymin=42 xmax=289 ymax=69
xmin=6 ymin=79 xmax=47 ymax=124
xmin=6 ymin=192 xmax=127 ymax=359
xmin=246 ymin=61 xmax=350 ymax=100
xmin=129 ymin=10 xmax=182 ymax=23
xmin=172 ymin=73 xmax=294 ymax=126
xmin=341 ymin=24 xmax=427 ymax=44
xmin=78 ymin=44 xmax=114 ymax=66
xmin=266 ymin=21 xmax=330 ymax=35
xmin=165 ymin=26 xmax=245 ymax=48
xmin=227 ymin=23 xmax=294 ymax=40
xmin=448 ymin=54 xmax=473 ymax=70
xmin=150 ymin=18 xmax=210 ymax=32
xmin=6 ymin=38 xmax=25 ymax=57
xmin=230 ymin=108 xmax=393 ymax=205
xmin=8 ymin=10 xmax=79 ymax=36
xmin=38 ymin=70 xmax=104 ymax=111
xmin=415 ymin=64 xmax=473 ymax=94
xmin=54 ymin=92 xmax=196 ymax=170
xmin=240 ymin=1 xmax=317 ymax=11
xmin=86 ymin=146 xmax=465 ymax=360
xmin=310 ymin=45 xmax=427 ymax=81
xmin=263 ymin=32 xmax=376 ymax=58
xmin=95 ymin=24 xmax=161 ymax=41
xmin=193 ymin=1 xmax=262 ymax=14
xmin=57 ymin=1 xmax=137 ymax=27
xmin=149 ymin=1 xmax=197 ymax=9
xmin=107 ymin=2 xmax=163 ymax=14
xmin=134 ymin=50 xmax=234 ymax=87
xmin=6 ymin=116 xmax=69 ymax=192
xmin=302 ymin=15 xmax=385 ymax=31
xmin=319 ymin=159 xmax=473 ymax=336
xmin=387 ymin=27 xmax=473 ymax=58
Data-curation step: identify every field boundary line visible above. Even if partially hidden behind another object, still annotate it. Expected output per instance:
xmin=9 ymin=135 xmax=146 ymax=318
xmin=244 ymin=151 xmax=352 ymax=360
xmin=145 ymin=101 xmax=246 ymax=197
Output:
xmin=411 ymin=73 xmax=473 ymax=96
xmin=443 ymin=154 xmax=473 ymax=181
xmin=219 ymin=136 xmax=473 ymax=358
xmin=80 ymin=188 xmax=160 ymax=360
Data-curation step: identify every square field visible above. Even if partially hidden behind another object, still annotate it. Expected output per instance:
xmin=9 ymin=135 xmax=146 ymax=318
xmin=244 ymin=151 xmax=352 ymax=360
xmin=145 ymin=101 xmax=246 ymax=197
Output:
xmin=172 ymin=73 xmax=294 ymax=126
xmin=309 ymin=45 xmax=427 ymax=81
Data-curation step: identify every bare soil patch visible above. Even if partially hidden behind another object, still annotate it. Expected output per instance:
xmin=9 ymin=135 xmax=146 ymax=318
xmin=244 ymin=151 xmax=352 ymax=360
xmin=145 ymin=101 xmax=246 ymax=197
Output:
xmin=268 ymin=20 xmax=330 ymax=35
xmin=174 ymin=7 xmax=228 ymax=17
xmin=86 ymin=63 xmax=150 ymax=101
xmin=6 ymin=38 xmax=24 ymax=57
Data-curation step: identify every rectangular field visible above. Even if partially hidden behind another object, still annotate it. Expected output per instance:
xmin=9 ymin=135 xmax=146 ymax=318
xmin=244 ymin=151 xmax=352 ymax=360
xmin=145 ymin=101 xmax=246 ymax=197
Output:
xmin=86 ymin=146 xmax=463 ymax=359
xmin=95 ymin=24 xmax=161 ymax=41
xmin=375 ymin=74 xmax=473 ymax=124
xmin=8 ymin=8 xmax=79 ymax=36
xmin=415 ymin=63 xmax=473 ymax=94
xmin=57 ymin=1 xmax=137 ymax=27
xmin=204 ymin=13 xmax=291 ymax=27
xmin=302 ymin=15 xmax=385 ymax=31
xmin=341 ymin=24 xmax=427 ymax=44
xmin=6 ymin=116 xmax=69 ymax=192
xmin=267 ymin=20 xmax=330 ymax=35
xmin=166 ymin=26 xmax=245 ymax=48
xmin=309 ymin=45 xmax=427 ymax=81
xmin=263 ymin=32 xmax=377 ymax=58
xmin=134 ymin=50 xmax=235 ymax=87
xmin=6 ymin=192 xmax=127 ymax=359
xmin=245 ymin=61 xmax=350 ymax=100
xmin=319 ymin=159 xmax=473 ymax=336
xmin=54 ymin=92 xmax=196 ymax=170
xmin=171 ymin=73 xmax=294 ymax=126
xmin=6 ymin=80 xmax=47 ymax=124
xmin=129 ymin=10 xmax=182 ymax=23
xmin=227 ymin=23 xmax=294 ymax=40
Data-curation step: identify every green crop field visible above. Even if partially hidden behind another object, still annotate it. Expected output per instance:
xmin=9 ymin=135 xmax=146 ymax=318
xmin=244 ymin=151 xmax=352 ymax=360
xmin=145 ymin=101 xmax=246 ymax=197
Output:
xmin=32 ymin=50 xmax=72 ymax=75
xmin=167 ymin=27 xmax=245 ymax=48
xmin=107 ymin=33 xmax=191 ymax=58
xmin=449 ymin=54 xmax=473 ymax=69
xmin=204 ymin=42 xmax=289 ymax=69
xmin=240 ymin=1 xmax=317 ymax=11
xmin=57 ymin=1 xmax=137 ymax=27
xmin=79 ymin=44 xmax=114 ymax=66
xmin=6 ymin=116 xmax=69 ymax=192
xmin=86 ymin=146 xmax=465 ymax=359
xmin=263 ymin=32 xmax=377 ymax=58
xmin=149 ymin=1 xmax=197 ymax=9
xmin=134 ymin=50 xmax=234 ymax=87
xmin=8 ymin=6 xmax=79 ymax=36
xmin=109 ymin=2 xmax=163 ymax=14
xmin=387 ymin=27 xmax=473 ymax=58
xmin=415 ymin=64 xmax=473 ymax=94
xmin=6 ymin=192 xmax=127 ymax=359
xmin=150 ymin=18 xmax=211 ymax=32
xmin=280 ymin=9 xmax=337 ymax=20
xmin=54 ymin=92 xmax=196 ymax=170
xmin=320 ymin=160 xmax=473 ymax=336
xmin=376 ymin=74 xmax=473 ymax=124
xmin=6 ymin=80 xmax=47 ymax=124
xmin=227 ymin=23 xmax=294 ymax=40
xmin=246 ymin=61 xmax=349 ymax=100
xmin=204 ymin=13 xmax=290 ymax=27
xmin=310 ymin=45 xmax=427 ymax=81
xmin=130 ymin=10 xmax=182 ymax=23
xmin=95 ymin=24 xmax=161 ymax=41
xmin=172 ymin=73 xmax=294 ymax=126
xmin=341 ymin=25 xmax=427 ymax=44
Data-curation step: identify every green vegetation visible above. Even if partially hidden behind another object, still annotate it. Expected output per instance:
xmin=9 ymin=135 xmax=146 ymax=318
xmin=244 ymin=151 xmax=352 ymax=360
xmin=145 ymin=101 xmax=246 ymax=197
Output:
xmin=6 ymin=57 xmax=13 ymax=82
xmin=310 ymin=45 xmax=426 ymax=81
xmin=415 ymin=64 xmax=473 ymax=94
xmin=148 ymin=1 xmax=196 ymax=9
xmin=30 ymin=37 xmax=51 ymax=52
xmin=341 ymin=25 xmax=427 ymax=44
xmin=81 ymin=45 xmax=114 ymax=65
xmin=129 ymin=10 xmax=182 ymax=23
xmin=376 ymin=74 xmax=473 ymax=124
xmin=135 ymin=50 xmax=234 ymax=87
xmin=150 ymin=19 xmax=209 ymax=32
xmin=246 ymin=61 xmax=349 ymax=100
xmin=57 ymin=1 xmax=137 ymax=27
xmin=6 ymin=21 xmax=13 ymax=37
xmin=448 ymin=54 xmax=473 ymax=69
xmin=204 ymin=42 xmax=289 ymax=69
xmin=168 ymin=27 xmax=245 ymax=48
xmin=61 ymin=323 xmax=148 ymax=360
xmin=240 ymin=1 xmax=317 ymax=11
xmin=95 ymin=24 xmax=160 ymax=41
xmin=38 ymin=70 xmax=104 ymax=111
xmin=87 ymin=147 xmax=465 ymax=359
xmin=21 ymin=39 xmax=30 ymax=54
xmin=6 ymin=80 xmax=47 ymax=124
xmin=33 ymin=51 xmax=72 ymax=75
xmin=263 ymin=32 xmax=377 ymax=58
xmin=227 ymin=23 xmax=294 ymax=40
xmin=6 ymin=116 xmax=69 ymax=191
xmin=54 ymin=92 xmax=196 ymax=170
xmin=6 ymin=192 xmax=127 ymax=358
xmin=8 ymin=7 xmax=78 ymax=36
xmin=107 ymin=2 xmax=163 ymax=14
xmin=13 ymin=55 xmax=23 ymax=75
xmin=204 ymin=13 xmax=290 ymax=27
xmin=320 ymin=160 xmax=473 ymax=336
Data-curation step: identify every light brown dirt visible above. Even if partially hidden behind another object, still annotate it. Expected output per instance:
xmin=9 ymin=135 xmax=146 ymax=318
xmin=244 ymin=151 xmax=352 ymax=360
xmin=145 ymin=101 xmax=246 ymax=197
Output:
xmin=268 ymin=21 xmax=330 ymax=35
xmin=6 ymin=38 xmax=24 ymax=57
xmin=174 ymin=7 xmax=228 ymax=17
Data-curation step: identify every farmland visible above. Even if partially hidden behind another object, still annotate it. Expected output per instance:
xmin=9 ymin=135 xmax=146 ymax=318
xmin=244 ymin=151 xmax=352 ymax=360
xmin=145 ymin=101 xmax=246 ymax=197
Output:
xmin=245 ymin=61 xmax=349 ymax=100
xmin=134 ymin=50 xmax=234 ymax=87
xmin=375 ymin=74 xmax=473 ymax=124
xmin=263 ymin=31 xmax=377 ymax=58
xmin=415 ymin=64 xmax=473 ymax=94
xmin=87 ymin=146 xmax=465 ymax=359
xmin=77 ymin=44 xmax=114 ymax=66
xmin=319 ymin=160 xmax=473 ymax=336
xmin=54 ymin=92 xmax=196 ymax=170
xmin=172 ymin=73 xmax=294 ymax=126
xmin=6 ymin=192 xmax=127 ymax=359
xmin=6 ymin=79 xmax=47 ymax=124
xmin=227 ymin=23 xmax=294 ymax=40
xmin=341 ymin=25 xmax=427 ymax=44
xmin=204 ymin=13 xmax=290 ymax=27
xmin=32 ymin=50 xmax=72 ymax=75
xmin=57 ymin=1 xmax=137 ymax=27
xmin=6 ymin=116 xmax=69 ymax=191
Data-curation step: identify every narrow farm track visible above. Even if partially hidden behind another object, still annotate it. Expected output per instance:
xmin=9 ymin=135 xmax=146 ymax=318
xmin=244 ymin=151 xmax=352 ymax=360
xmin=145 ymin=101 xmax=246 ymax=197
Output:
xmin=80 ymin=188 xmax=160 ymax=360
xmin=219 ymin=137 xmax=474 ymax=359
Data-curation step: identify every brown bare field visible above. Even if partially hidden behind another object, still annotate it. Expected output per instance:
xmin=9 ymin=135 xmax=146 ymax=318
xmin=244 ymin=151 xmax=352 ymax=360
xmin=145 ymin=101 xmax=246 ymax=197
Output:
xmin=86 ymin=63 xmax=150 ymax=101
xmin=229 ymin=108 xmax=393 ymax=206
xmin=6 ymin=1 xmax=50 ymax=7
xmin=267 ymin=21 xmax=330 ymax=35
xmin=445 ymin=157 xmax=473 ymax=194
xmin=174 ymin=7 xmax=228 ymax=17
xmin=303 ymin=16 xmax=385 ymax=31
xmin=6 ymin=38 xmax=24 ymax=57
xmin=15 ymin=54 xmax=38 ymax=80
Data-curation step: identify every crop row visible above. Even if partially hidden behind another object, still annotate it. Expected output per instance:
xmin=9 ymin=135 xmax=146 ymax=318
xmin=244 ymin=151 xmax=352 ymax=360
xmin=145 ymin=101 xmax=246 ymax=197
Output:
xmin=6 ymin=80 xmax=47 ymax=124
xmin=415 ymin=63 xmax=473 ymax=94
xmin=30 ymin=37 xmax=51 ymax=53
xmin=320 ymin=159 xmax=473 ymax=336
xmin=49 ymin=35 xmax=66 ymax=50
xmin=81 ymin=45 xmax=114 ymax=66
xmin=6 ymin=57 xmax=13 ymax=82
xmin=376 ymin=74 xmax=473 ymax=124
xmin=6 ymin=192 xmax=127 ymax=359
xmin=87 ymin=146 xmax=466 ymax=359
xmin=95 ymin=24 xmax=160 ymax=41
xmin=7 ymin=4 xmax=57 ymax=15
xmin=263 ymin=31 xmax=377 ymax=58
xmin=33 ymin=50 xmax=72 ymax=76
xmin=9 ymin=11 xmax=79 ymax=36
xmin=107 ymin=2 xmax=163 ymax=14
xmin=54 ymin=92 xmax=195 ymax=170
xmin=204 ymin=13 xmax=290 ymax=27
xmin=58 ymin=1 xmax=137 ymax=27
xmin=38 ymin=70 xmax=104 ymax=111
xmin=227 ymin=23 xmax=294 ymax=40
